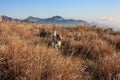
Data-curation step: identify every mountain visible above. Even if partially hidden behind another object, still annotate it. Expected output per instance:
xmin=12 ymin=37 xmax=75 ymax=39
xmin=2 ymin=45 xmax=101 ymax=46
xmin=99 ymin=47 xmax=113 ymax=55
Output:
xmin=0 ymin=15 xmax=88 ymax=25
xmin=0 ymin=15 xmax=21 ymax=22
xmin=1 ymin=15 xmax=14 ymax=21
xmin=0 ymin=15 xmax=118 ymax=29
xmin=24 ymin=16 xmax=88 ymax=25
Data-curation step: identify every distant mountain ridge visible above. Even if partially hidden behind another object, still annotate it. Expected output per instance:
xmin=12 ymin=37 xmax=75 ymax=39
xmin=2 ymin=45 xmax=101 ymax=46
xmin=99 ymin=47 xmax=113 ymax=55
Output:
xmin=24 ymin=16 xmax=88 ymax=25
xmin=0 ymin=15 xmax=88 ymax=25
xmin=0 ymin=15 xmax=20 ymax=21
xmin=0 ymin=15 xmax=13 ymax=21
xmin=0 ymin=15 xmax=119 ymax=29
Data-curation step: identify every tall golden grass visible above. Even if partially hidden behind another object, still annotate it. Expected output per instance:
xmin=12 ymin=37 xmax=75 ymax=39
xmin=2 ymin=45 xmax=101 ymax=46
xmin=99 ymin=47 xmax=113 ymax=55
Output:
xmin=0 ymin=21 xmax=120 ymax=80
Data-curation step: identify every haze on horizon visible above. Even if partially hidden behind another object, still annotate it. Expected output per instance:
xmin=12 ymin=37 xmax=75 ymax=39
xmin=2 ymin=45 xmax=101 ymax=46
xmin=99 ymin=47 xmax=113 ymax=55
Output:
xmin=0 ymin=0 xmax=120 ymax=27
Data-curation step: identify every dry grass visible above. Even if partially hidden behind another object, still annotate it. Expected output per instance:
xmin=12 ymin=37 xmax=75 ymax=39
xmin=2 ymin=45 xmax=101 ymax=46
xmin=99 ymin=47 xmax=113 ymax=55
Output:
xmin=0 ymin=21 xmax=120 ymax=80
xmin=84 ymin=54 xmax=120 ymax=80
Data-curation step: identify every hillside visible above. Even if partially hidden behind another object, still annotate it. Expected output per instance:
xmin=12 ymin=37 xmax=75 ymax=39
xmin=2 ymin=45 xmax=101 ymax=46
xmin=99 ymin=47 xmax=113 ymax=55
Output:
xmin=0 ymin=21 xmax=120 ymax=80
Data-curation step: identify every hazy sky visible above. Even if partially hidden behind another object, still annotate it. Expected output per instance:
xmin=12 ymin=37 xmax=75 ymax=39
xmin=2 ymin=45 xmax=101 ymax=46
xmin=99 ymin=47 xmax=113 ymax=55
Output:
xmin=0 ymin=0 xmax=120 ymax=26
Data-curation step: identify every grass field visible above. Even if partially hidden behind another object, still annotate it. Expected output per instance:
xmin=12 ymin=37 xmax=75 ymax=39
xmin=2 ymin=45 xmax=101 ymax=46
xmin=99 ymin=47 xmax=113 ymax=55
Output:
xmin=0 ymin=21 xmax=120 ymax=80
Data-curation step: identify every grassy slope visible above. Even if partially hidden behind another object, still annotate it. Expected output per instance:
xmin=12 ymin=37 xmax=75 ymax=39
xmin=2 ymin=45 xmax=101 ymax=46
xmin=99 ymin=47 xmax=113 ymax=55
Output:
xmin=0 ymin=21 xmax=120 ymax=80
